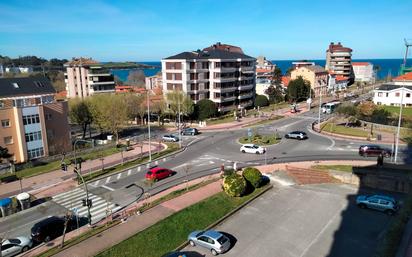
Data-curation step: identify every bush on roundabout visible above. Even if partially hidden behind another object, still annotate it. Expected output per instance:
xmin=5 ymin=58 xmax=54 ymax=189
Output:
xmin=223 ymin=173 xmax=247 ymax=197
xmin=242 ymin=167 xmax=262 ymax=188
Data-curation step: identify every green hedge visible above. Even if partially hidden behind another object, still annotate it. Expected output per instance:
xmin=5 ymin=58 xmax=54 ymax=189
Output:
xmin=223 ymin=174 xmax=247 ymax=197
xmin=242 ymin=167 xmax=262 ymax=188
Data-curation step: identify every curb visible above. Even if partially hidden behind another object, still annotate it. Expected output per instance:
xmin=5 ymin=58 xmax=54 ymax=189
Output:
xmin=174 ymin=184 xmax=273 ymax=251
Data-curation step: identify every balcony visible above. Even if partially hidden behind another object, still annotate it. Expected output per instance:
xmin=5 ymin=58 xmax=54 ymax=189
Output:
xmin=215 ymin=86 xmax=237 ymax=93
xmin=238 ymin=101 xmax=253 ymax=108
xmin=89 ymin=80 xmax=116 ymax=86
xmin=238 ymin=84 xmax=254 ymax=90
xmin=238 ymin=92 xmax=254 ymax=99
xmin=218 ymin=105 xmax=236 ymax=112
xmin=240 ymin=66 xmax=254 ymax=72
xmin=88 ymin=69 xmax=111 ymax=76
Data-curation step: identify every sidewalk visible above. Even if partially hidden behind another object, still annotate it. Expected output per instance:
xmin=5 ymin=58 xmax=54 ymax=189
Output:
xmin=23 ymin=174 xmax=222 ymax=257
xmin=0 ymin=142 xmax=161 ymax=199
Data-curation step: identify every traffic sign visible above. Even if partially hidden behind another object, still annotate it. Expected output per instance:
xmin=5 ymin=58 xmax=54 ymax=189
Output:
xmin=247 ymin=128 xmax=252 ymax=137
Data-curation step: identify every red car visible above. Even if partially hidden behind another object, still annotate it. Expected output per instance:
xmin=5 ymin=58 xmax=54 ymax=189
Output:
xmin=145 ymin=167 xmax=173 ymax=181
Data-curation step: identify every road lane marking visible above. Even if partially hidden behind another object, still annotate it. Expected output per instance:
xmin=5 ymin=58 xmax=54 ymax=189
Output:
xmin=127 ymin=170 xmax=131 ymax=176
xmin=117 ymin=173 xmax=122 ymax=180
xmin=163 ymin=158 xmax=166 ymax=162
xmin=155 ymin=160 xmax=159 ymax=165
xmin=101 ymin=185 xmax=115 ymax=191
xmin=137 ymin=166 xmax=141 ymax=172
xmin=105 ymin=177 xmax=111 ymax=184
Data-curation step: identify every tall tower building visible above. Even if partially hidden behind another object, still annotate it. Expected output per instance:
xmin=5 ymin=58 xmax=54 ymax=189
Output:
xmin=325 ymin=42 xmax=354 ymax=82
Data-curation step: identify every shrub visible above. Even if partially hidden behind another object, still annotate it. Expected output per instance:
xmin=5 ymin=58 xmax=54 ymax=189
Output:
xmin=255 ymin=94 xmax=269 ymax=107
xmin=223 ymin=174 xmax=247 ymax=197
xmin=242 ymin=167 xmax=262 ymax=188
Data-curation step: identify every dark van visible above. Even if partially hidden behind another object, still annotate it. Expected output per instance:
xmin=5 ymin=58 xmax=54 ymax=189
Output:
xmin=31 ymin=216 xmax=70 ymax=243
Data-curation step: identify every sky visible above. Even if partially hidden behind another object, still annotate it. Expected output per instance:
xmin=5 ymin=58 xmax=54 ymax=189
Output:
xmin=0 ymin=0 xmax=412 ymax=61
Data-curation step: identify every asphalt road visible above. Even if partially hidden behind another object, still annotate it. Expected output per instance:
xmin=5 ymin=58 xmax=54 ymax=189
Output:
xmin=182 ymin=183 xmax=400 ymax=257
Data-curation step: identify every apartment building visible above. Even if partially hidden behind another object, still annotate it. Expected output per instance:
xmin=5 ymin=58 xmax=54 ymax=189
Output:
xmin=291 ymin=65 xmax=328 ymax=96
xmin=352 ymin=62 xmax=375 ymax=83
xmin=64 ymin=57 xmax=115 ymax=98
xmin=162 ymin=44 xmax=256 ymax=113
xmin=325 ymin=42 xmax=354 ymax=81
xmin=145 ymin=73 xmax=162 ymax=90
xmin=0 ymin=77 xmax=71 ymax=163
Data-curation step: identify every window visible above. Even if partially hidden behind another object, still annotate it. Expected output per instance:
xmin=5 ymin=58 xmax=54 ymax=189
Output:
xmin=25 ymin=131 xmax=42 ymax=142
xmin=395 ymin=92 xmax=400 ymax=97
xmin=4 ymin=136 xmax=13 ymax=145
xmin=34 ymin=81 xmax=45 ymax=88
xmin=27 ymin=147 xmax=44 ymax=159
xmin=0 ymin=100 xmax=4 ymax=108
xmin=378 ymin=92 xmax=383 ymax=97
xmin=12 ymin=82 xmax=19 ymax=88
xmin=386 ymin=93 xmax=389 ymax=97
xmin=45 ymin=113 xmax=52 ymax=120
xmin=22 ymin=114 xmax=40 ymax=125
xmin=1 ymin=119 xmax=10 ymax=127
xmin=407 ymin=93 xmax=411 ymax=98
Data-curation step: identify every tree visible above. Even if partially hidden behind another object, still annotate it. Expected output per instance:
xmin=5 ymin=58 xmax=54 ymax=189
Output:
xmin=371 ymin=108 xmax=391 ymax=124
xmin=286 ymin=76 xmax=311 ymax=102
xmin=357 ymin=101 xmax=376 ymax=119
xmin=69 ymin=99 xmax=93 ymax=139
xmin=242 ymin=167 xmax=263 ymax=188
xmin=195 ymin=99 xmax=217 ymax=121
xmin=166 ymin=91 xmax=194 ymax=122
xmin=285 ymin=67 xmax=295 ymax=76
xmin=272 ymin=67 xmax=282 ymax=86
xmin=99 ymin=94 xmax=128 ymax=143
xmin=254 ymin=95 xmax=269 ymax=108
xmin=265 ymin=85 xmax=284 ymax=104
xmin=114 ymin=75 xmax=124 ymax=86
xmin=0 ymin=146 xmax=11 ymax=163
xmin=336 ymin=104 xmax=358 ymax=126
xmin=127 ymin=70 xmax=145 ymax=87
xmin=151 ymin=98 xmax=167 ymax=125
xmin=47 ymin=71 xmax=66 ymax=92
xmin=124 ymin=93 xmax=145 ymax=125
xmin=223 ymin=174 xmax=247 ymax=197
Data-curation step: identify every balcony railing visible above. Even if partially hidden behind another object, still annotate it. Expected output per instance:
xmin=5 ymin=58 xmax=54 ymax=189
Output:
xmin=88 ymin=69 xmax=111 ymax=75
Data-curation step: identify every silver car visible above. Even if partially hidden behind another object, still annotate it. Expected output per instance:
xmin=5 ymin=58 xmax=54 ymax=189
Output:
xmin=356 ymin=194 xmax=398 ymax=215
xmin=285 ymin=131 xmax=308 ymax=140
xmin=1 ymin=237 xmax=32 ymax=257
xmin=162 ymin=134 xmax=179 ymax=142
xmin=188 ymin=230 xmax=230 ymax=255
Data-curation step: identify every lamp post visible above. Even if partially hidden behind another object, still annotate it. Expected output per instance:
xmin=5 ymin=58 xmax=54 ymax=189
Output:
xmin=172 ymin=85 xmax=182 ymax=148
xmin=147 ymin=90 xmax=152 ymax=163
xmin=73 ymin=139 xmax=93 ymax=226
xmin=318 ymin=79 xmax=324 ymax=127
xmin=394 ymin=83 xmax=405 ymax=164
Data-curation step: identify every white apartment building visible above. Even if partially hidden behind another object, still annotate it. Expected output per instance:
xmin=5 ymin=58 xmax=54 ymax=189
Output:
xmin=352 ymin=62 xmax=375 ymax=83
xmin=145 ymin=73 xmax=162 ymax=90
xmin=255 ymin=78 xmax=271 ymax=98
xmin=373 ymin=84 xmax=412 ymax=106
xmin=325 ymin=42 xmax=354 ymax=80
xmin=162 ymin=45 xmax=256 ymax=113
xmin=64 ymin=58 xmax=115 ymax=98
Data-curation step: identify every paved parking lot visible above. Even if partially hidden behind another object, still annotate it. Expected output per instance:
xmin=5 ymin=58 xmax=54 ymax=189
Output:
xmin=183 ymin=183 xmax=396 ymax=257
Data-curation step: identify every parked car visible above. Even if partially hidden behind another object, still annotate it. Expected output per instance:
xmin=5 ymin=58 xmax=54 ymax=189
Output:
xmin=181 ymin=128 xmax=199 ymax=136
xmin=358 ymin=145 xmax=392 ymax=157
xmin=31 ymin=216 xmax=73 ymax=243
xmin=240 ymin=144 xmax=266 ymax=154
xmin=162 ymin=134 xmax=179 ymax=142
xmin=285 ymin=131 xmax=308 ymax=140
xmin=356 ymin=194 xmax=398 ymax=215
xmin=188 ymin=230 xmax=231 ymax=256
xmin=1 ymin=237 xmax=32 ymax=257
xmin=145 ymin=167 xmax=173 ymax=181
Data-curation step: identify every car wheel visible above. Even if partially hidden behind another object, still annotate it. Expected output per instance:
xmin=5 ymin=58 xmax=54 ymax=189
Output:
xmin=242 ymin=150 xmax=246 ymax=153
xmin=256 ymin=151 xmax=260 ymax=154
xmin=358 ymin=203 xmax=367 ymax=209
xmin=285 ymin=135 xmax=289 ymax=139
xmin=22 ymin=246 xmax=29 ymax=252
xmin=211 ymin=249 xmax=218 ymax=256
xmin=189 ymin=240 xmax=195 ymax=246
xmin=385 ymin=209 xmax=395 ymax=216
xmin=44 ymin=236 xmax=51 ymax=243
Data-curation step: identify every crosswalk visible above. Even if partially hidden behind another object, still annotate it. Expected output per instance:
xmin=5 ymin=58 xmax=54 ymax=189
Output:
xmin=52 ymin=187 xmax=121 ymax=224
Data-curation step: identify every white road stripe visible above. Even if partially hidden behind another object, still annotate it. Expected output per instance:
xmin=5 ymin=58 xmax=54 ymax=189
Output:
xmin=52 ymin=188 xmax=83 ymax=200
xmin=93 ymin=180 xmax=100 ymax=186
xmin=163 ymin=158 xmax=166 ymax=162
xmin=101 ymin=184 xmax=115 ymax=191
xmin=117 ymin=173 xmax=122 ymax=180
xmin=105 ymin=176 xmax=111 ymax=184
xmin=155 ymin=160 xmax=158 ymax=165
xmin=137 ymin=166 xmax=141 ymax=172
xmin=127 ymin=170 xmax=131 ymax=176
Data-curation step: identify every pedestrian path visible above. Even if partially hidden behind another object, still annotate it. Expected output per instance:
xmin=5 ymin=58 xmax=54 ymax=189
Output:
xmin=52 ymin=188 xmax=121 ymax=224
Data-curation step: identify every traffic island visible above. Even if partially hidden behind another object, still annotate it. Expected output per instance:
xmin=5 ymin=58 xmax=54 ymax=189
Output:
xmin=238 ymin=133 xmax=280 ymax=146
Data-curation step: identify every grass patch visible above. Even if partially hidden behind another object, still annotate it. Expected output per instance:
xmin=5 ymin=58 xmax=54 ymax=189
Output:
xmin=96 ymin=185 xmax=270 ymax=257
xmin=380 ymin=106 xmax=412 ymax=118
xmin=206 ymin=115 xmax=237 ymax=126
xmin=312 ymin=165 xmax=353 ymax=173
xmin=321 ymin=123 xmax=369 ymax=138
xmin=244 ymin=115 xmax=283 ymax=127
xmin=239 ymin=134 xmax=279 ymax=146
xmin=376 ymin=193 xmax=412 ymax=257
xmin=81 ymin=143 xmax=179 ymax=183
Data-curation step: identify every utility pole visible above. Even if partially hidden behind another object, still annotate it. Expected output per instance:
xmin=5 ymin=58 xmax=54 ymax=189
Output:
xmin=318 ymin=80 xmax=323 ymax=126
xmin=394 ymin=82 xmax=405 ymax=164
xmin=147 ymin=90 xmax=152 ymax=163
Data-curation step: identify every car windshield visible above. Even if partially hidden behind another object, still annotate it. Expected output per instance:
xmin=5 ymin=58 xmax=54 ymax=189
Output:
xmin=217 ymin=235 xmax=228 ymax=245
xmin=253 ymin=145 xmax=259 ymax=148
xmin=196 ymin=231 xmax=204 ymax=237
xmin=8 ymin=239 xmax=21 ymax=244
xmin=147 ymin=171 xmax=152 ymax=175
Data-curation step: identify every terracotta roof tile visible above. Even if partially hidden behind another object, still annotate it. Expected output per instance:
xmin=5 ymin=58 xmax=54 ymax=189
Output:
xmin=352 ymin=62 xmax=371 ymax=66
xmin=393 ymin=72 xmax=412 ymax=81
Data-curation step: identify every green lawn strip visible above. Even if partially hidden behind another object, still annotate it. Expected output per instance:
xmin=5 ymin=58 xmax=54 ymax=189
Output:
xmin=239 ymin=134 xmax=279 ymax=146
xmin=312 ymin=165 xmax=353 ymax=173
xmin=37 ymin=220 xmax=121 ymax=257
xmin=321 ymin=123 xmax=369 ymax=138
xmin=206 ymin=115 xmax=237 ymax=126
xmin=380 ymin=106 xmax=412 ymax=117
xmin=376 ymin=193 xmax=412 ymax=257
xmin=81 ymin=143 xmax=179 ymax=183
xmin=96 ymin=186 xmax=269 ymax=257
xmin=244 ymin=115 xmax=284 ymax=128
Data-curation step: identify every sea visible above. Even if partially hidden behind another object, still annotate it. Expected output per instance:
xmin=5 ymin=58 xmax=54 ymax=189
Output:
xmin=110 ymin=59 xmax=408 ymax=82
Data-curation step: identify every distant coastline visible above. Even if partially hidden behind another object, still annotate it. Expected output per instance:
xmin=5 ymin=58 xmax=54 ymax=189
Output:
xmin=110 ymin=59 xmax=408 ymax=82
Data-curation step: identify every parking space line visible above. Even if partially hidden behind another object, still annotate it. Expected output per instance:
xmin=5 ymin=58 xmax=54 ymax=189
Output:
xmin=101 ymin=185 xmax=115 ymax=192
xmin=105 ymin=177 xmax=111 ymax=184
xmin=137 ymin=166 xmax=141 ymax=172
xmin=127 ymin=170 xmax=131 ymax=176
xmin=117 ymin=173 xmax=122 ymax=180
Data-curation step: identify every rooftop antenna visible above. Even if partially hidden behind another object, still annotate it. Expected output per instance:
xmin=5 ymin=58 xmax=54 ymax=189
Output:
xmin=403 ymin=38 xmax=412 ymax=67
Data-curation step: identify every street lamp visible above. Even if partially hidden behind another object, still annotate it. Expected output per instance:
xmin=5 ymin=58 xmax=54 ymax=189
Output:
xmin=72 ymin=139 xmax=93 ymax=226
xmin=318 ymin=79 xmax=324 ymax=126
xmin=172 ymin=85 xmax=182 ymax=148
xmin=394 ymin=81 xmax=405 ymax=163
xmin=147 ymin=90 xmax=152 ymax=163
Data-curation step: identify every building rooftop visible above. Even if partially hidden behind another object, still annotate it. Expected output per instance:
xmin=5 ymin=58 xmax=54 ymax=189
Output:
xmin=327 ymin=42 xmax=352 ymax=53
xmin=164 ymin=49 xmax=254 ymax=60
xmin=352 ymin=62 xmax=371 ymax=66
xmin=64 ymin=57 xmax=99 ymax=67
xmin=305 ymin=65 xmax=328 ymax=73
xmin=0 ymin=76 xmax=55 ymax=98
xmin=335 ymin=75 xmax=349 ymax=81
xmin=376 ymin=83 xmax=412 ymax=91
xmin=393 ymin=72 xmax=412 ymax=81
xmin=203 ymin=42 xmax=244 ymax=54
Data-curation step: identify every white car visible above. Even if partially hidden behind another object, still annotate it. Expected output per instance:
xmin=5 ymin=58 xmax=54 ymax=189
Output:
xmin=240 ymin=144 xmax=265 ymax=154
xmin=1 ymin=237 xmax=32 ymax=257
xmin=162 ymin=134 xmax=179 ymax=142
